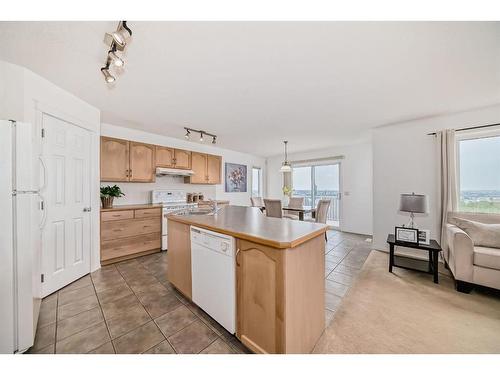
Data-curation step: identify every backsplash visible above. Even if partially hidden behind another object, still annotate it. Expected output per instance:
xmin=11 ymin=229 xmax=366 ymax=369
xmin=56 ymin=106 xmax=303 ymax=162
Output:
xmin=100 ymin=175 xmax=216 ymax=205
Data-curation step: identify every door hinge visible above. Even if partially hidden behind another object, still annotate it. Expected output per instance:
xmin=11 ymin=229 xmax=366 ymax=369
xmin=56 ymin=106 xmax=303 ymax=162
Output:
xmin=41 ymin=128 xmax=45 ymax=138
xmin=41 ymin=274 xmax=44 ymax=283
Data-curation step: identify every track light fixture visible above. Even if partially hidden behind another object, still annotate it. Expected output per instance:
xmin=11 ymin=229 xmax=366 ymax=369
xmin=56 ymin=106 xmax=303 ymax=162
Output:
xmin=183 ymin=127 xmax=217 ymax=145
xmin=108 ymin=50 xmax=124 ymax=67
xmin=101 ymin=64 xmax=115 ymax=83
xmin=101 ymin=21 xmax=132 ymax=84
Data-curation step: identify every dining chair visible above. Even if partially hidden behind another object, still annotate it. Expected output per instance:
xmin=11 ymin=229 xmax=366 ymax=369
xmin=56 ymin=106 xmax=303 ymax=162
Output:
xmin=250 ymin=196 xmax=264 ymax=207
xmin=283 ymin=196 xmax=305 ymax=220
xmin=264 ymin=199 xmax=283 ymax=218
xmin=306 ymin=199 xmax=331 ymax=241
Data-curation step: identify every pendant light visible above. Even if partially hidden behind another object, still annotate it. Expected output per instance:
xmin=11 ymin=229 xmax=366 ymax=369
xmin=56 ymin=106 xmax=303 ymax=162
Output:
xmin=280 ymin=140 xmax=292 ymax=173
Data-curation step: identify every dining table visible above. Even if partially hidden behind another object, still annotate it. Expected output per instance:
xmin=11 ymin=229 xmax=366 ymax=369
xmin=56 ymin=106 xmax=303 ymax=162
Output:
xmin=259 ymin=205 xmax=316 ymax=221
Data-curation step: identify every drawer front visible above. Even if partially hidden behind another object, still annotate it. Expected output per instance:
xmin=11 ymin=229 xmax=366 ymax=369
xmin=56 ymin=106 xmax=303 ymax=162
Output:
xmin=101 ymin=217 xmax=161 ymax=240
xmin=101 ymin=210 xmax=134 ymax=222
xmin=135 ymin=208 xmax=162 ymax=219
xmin=101 ymin=233 xmax=161 ymax=261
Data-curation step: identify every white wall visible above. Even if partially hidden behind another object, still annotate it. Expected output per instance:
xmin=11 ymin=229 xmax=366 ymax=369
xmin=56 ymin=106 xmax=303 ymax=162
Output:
xmin=372 ymin=103 xmax=500 ymax=251
xmin=266 ymin=141 xmax=373 ymax=235
xmin=101 ymin=123 xmax=266 ymax=206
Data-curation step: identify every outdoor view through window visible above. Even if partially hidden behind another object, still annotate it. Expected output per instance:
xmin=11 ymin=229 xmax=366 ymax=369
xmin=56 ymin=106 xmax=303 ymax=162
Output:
xmin=458 ymin=135 xmax=500 ymax=213
xmin=292 ymin=163 xmax=340 ymax=225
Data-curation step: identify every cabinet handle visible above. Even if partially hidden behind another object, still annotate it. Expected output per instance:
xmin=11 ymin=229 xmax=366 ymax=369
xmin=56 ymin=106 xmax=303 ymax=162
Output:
xmin=113 ymin=229 xmax=124 ymax=232
xmin=236 ymin=248 xmax=241 ymax=267
xmin=112 ymin=214 xmax=121 ymax=217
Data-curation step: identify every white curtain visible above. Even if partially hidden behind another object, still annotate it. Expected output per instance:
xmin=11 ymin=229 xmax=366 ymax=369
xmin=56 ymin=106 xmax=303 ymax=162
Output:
xmin=437 ymin=129 xmax=458 ymax=253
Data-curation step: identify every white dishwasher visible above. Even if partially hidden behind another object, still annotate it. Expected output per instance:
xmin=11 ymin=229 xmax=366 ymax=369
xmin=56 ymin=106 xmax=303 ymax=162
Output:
xmin=190 ymin=226 xmax=236 ymax=334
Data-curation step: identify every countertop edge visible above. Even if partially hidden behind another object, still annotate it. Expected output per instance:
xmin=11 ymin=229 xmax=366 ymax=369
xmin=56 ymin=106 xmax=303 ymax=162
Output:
xmin=100 ymin=203 xmax=164 ymax=212
xmin=167 ymin=214 xmax=328 ymax=249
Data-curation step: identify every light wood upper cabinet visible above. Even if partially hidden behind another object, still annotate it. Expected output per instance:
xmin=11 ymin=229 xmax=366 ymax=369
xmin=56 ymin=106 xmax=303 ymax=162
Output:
xmin=174 ymin=149 xmax=191 ymax=169
xmin=185 ymin=152 xmax=222 ymax=185
xmin=207 ymin=154 xmax=222 ymax=184
xmin=129 ymin=142 xmax=155 ymax=182
xmin=155 ymin=147 xmax=191 ymax=170
xmin=100 ymin=136 xmax=219 ymax=184
xmin=155 ymin=146 xmax=175 ymax=168
xmin=236 ymin=240 xmax=284 ymax=354
xmin=101 ymin=137 xmax=130 ymax=182
xmin=189 ymin=152 xmax=208 ymax=184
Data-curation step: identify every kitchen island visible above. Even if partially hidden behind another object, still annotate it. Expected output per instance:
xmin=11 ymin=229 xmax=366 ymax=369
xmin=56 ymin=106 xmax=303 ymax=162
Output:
xmin=167 ymin=205 xmax=328 ymax=354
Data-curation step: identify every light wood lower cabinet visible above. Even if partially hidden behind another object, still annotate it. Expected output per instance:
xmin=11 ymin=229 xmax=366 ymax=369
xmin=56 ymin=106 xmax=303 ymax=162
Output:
xmin=100 ymin=207 xmax=161 ymax=265
xmin=236 ymin=240 xmax=284 ymax=354
xmin=236 ymin=235 xmax=325 ymax=354
xmin=167 ymin=220 xmax=192 ymax=299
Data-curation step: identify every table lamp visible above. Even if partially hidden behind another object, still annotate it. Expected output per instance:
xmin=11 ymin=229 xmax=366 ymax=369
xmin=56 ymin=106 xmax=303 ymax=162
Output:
xmin=399 ymin=193 xmax=428 ymax=228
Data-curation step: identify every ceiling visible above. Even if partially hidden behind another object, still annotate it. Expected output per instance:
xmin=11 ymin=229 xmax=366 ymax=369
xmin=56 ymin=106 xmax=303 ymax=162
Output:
xmin=0 ymin=21 xmax=499 ymax=157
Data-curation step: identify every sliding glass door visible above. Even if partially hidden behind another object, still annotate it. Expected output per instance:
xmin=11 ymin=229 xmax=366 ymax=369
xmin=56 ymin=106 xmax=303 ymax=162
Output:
xmin=292 ymin=162 xmax=341 ymax=228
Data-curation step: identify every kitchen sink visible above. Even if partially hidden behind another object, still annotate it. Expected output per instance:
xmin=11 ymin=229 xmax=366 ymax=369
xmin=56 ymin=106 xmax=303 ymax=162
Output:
xmin=173 ymin=209 xmax=214 ymax=216
xmin=189 ymin=210 xmax=214 ymax=215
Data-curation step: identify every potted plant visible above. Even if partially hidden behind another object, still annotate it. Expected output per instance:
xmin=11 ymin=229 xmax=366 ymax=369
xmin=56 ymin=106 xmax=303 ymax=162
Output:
xmin=100 ymin=185 xmax=125 ymax=209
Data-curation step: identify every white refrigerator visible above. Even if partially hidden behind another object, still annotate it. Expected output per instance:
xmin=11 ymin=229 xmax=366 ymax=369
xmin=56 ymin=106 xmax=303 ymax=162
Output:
xmin=0 ymin=120 xmax=42 ymax=353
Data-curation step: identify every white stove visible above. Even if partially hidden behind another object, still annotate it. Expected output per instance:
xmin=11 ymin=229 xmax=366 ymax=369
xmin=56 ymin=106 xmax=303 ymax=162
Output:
xmin=151 ymin=190 xmax=198 ymax=250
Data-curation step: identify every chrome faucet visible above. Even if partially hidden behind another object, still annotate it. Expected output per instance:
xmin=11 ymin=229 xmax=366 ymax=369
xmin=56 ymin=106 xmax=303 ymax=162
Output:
xmin=209 ymin=199 xmax=218 ymax=214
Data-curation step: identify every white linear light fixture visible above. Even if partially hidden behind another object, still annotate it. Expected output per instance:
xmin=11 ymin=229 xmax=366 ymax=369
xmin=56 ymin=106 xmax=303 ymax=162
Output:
xmin=184 ymin=127 xmax=217 ymax=144
xmin=101 ymin=21 xmax=132 ymax=84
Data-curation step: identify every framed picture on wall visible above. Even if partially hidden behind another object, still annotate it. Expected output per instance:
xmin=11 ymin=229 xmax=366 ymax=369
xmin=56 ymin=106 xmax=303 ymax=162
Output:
xmin=225 ymin=163 xmax=247 ymax=192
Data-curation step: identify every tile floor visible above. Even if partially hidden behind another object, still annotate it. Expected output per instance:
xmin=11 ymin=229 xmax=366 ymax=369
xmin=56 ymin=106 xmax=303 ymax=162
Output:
xmin=29 ymin=230 xmax=372 ymax=354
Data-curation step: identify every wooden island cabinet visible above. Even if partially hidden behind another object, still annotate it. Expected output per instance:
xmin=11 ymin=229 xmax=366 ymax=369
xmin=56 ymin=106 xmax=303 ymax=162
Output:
xmin=167 ymin=206 xmax=327 ymax=354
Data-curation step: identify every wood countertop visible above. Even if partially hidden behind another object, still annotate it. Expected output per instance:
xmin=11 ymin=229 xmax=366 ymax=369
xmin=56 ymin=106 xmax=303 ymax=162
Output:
xmin=100 ymin=203 xmax=164 ymax=212
xmin=167 ymin=205 xmax=327 ymax=249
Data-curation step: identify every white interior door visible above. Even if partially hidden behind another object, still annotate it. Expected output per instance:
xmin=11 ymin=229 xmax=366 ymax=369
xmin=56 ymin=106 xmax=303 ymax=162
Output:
xmin=41 ymin=114 xmax=91 ymax=297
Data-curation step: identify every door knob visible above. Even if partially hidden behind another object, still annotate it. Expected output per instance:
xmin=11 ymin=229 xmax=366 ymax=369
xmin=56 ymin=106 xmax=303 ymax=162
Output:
xmin=83 ymin=207 xmax=91 ymax=212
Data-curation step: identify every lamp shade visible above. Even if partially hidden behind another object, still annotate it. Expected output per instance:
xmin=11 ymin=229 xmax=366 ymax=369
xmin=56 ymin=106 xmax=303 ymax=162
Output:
xmin=399 ymin=193 xmax=428 ymax=213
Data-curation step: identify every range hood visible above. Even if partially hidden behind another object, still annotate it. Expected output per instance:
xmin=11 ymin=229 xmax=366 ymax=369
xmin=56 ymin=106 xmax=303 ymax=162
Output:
xmin=156 ymin=167 xmax=194 ymax=177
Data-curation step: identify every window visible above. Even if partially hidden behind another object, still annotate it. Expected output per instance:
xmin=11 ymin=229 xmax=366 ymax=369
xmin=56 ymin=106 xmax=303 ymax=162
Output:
xmin=252 ymin=167 xmax=262 ymax=197
xmin=291 ymin=163 xmax=341 ymax=226
xmin=458 ymin=134 xmax=500 ymax=213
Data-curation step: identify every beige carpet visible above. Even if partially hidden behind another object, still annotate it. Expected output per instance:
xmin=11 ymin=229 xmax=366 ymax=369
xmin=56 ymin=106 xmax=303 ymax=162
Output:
xmin=314 ymin=250 xmax=500 ymax=353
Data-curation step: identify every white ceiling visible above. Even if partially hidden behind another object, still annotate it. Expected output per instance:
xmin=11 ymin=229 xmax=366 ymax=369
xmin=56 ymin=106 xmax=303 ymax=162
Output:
xmin=0 ymin=21 xmax=499 ymax=157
